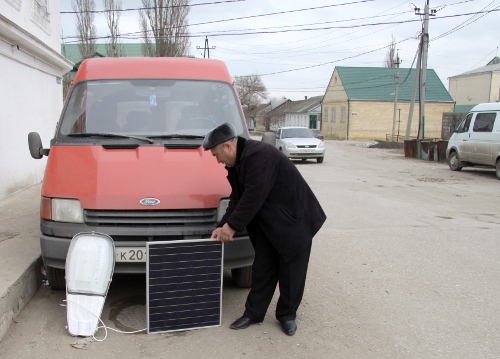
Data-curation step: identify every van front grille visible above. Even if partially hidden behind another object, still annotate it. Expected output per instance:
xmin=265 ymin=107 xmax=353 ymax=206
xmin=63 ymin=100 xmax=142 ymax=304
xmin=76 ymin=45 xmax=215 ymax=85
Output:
xmin=84 ymin=209 xmax=217 ymax=227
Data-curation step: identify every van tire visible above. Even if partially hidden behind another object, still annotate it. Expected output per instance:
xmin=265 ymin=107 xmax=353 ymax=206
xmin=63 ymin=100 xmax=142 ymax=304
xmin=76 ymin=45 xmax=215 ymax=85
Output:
xmin=448 ymin=151 xmax=462 ymax=171
xmin=496 ymin=159 xmax=500 ymax=180
xmin=231 ymin=266 xmax=252 ymax=288
xmin=317 ymin=157 xmax=324 ymax=163
xmin=46 ymin=266 xmax=66 ymax=290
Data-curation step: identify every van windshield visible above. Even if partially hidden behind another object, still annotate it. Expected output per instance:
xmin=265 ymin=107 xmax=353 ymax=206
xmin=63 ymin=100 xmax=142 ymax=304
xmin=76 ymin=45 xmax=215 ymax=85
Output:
xmin=58 ymin=79 xmax=247 ymax=138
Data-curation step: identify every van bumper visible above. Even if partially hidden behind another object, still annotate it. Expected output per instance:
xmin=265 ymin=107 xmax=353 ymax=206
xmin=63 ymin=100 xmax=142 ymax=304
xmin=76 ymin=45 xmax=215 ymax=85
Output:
xmin=40 ymin=233 xmax=254 ymax=273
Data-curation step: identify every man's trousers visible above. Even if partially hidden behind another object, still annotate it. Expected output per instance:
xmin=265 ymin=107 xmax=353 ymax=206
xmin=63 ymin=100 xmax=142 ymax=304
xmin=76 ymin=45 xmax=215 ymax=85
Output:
xmin=243 ymin=227 xmax=312 ymax=322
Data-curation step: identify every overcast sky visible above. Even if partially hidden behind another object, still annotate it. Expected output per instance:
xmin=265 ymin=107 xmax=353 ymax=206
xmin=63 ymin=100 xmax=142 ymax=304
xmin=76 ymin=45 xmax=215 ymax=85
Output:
xmin=60 ymin=0 xmax=500 ymax=101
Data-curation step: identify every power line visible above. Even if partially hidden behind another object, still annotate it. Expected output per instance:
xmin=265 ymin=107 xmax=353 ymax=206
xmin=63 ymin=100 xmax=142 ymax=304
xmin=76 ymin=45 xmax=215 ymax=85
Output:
xmin=256 ymin=37 xmax=415 ymax=77
xmin=61 ymin=8 xmax=500 ymax=42
xmin=60 ymin=0 xmax=246 ymax=14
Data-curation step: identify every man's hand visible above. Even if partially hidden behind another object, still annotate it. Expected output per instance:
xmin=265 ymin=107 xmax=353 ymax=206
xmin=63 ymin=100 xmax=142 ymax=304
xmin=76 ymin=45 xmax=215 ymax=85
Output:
xmin=211 ymin=223 xmax=236 ymax=243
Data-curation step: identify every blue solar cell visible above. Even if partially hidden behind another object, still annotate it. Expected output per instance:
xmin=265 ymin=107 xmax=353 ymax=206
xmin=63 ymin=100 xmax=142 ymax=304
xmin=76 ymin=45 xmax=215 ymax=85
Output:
xmin=147 ymin=240 xmax=223 ymax=333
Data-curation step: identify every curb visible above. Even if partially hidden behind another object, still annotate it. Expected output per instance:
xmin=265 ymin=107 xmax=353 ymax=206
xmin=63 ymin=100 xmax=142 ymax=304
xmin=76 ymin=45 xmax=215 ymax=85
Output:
xmin=0 ymin=257 xmax=43 ymax=342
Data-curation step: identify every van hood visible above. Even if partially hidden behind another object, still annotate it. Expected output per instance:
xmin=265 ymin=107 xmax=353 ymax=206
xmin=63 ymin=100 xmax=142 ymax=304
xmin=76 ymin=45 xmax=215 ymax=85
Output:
xmin=42 ymin=145 xmax=229 ymax=210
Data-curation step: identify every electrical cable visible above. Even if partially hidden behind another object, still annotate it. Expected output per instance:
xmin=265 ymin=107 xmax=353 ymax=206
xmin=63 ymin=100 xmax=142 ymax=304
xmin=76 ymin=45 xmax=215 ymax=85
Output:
xmin=60 ymin=0 xmax=246 ymax=14
xmin=61 ymin=298 xmax=147 ymax=342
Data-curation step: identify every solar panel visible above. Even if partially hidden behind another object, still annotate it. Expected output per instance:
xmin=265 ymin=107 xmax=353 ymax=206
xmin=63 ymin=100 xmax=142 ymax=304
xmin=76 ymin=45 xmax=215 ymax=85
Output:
xmin=146 ymin=239 xmax=223 ymax=334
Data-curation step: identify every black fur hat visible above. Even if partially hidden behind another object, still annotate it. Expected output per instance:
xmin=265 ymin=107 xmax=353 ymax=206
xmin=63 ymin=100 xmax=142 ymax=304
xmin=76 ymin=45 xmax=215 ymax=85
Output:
xmin=203 ymin=123 xmax=236 ymax=150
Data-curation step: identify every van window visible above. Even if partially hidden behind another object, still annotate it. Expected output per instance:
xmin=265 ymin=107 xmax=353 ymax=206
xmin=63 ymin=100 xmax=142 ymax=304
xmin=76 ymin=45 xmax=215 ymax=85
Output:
xmin=457 ymin=113 xmax=472 ymax=133
xmin=58 ymin=79 xmax=245 ymax=138
xmin=472 ymin=113 xmax=496 ymax=133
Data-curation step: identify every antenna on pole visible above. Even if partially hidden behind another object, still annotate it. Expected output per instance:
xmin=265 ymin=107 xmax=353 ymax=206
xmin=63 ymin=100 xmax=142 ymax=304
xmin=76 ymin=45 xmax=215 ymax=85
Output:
xmin=196 ymin=36 xmax=216 ymax=58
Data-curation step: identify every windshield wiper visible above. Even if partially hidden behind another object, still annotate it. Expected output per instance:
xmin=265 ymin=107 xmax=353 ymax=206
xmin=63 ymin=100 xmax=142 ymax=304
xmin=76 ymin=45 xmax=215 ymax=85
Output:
xmin=68 ymin=133 xmax=154 ymax=143
xmin=147 ymin=134 xmax=205 ymax=139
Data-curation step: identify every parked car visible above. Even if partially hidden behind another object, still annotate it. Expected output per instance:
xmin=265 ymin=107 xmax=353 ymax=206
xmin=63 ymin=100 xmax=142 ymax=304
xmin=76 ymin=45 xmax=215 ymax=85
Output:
xmin=275 ymin=126 xmax=325 ymax=163
xmin=27 ymin=57 xmax=255 ymax=289
xmin=446 ymin=102 xmax=500 ymax=179
xmin=310 ymin=129 xmax=324 ymax=140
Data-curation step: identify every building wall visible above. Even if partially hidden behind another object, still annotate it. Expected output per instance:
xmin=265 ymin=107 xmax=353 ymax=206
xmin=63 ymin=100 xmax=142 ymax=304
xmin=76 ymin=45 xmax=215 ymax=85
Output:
xmin=491 ymin=73 xmax=500 ymax=102
xmin=0 ymin=1 xmax=72 ymax=200
xmin=322 ymin=69 xmax=349 ymax=139
xmin=449 ymin=73 xmax=492 ymax=106
xmin=284 ymin=113 xmax=309 ymax=127
xmin=347 ymin=101 xmax=454 ymax=141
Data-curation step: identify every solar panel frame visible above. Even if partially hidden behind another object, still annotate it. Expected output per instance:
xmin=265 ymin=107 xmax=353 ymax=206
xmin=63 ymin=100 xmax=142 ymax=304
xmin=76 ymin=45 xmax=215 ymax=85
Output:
xmin=146 ymin=239 xmax=223 ymax=334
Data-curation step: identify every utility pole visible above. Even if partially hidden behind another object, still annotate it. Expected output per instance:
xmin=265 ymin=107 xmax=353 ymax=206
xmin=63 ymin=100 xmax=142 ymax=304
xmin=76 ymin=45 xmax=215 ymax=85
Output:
xmin=196 ymin=36 xmax=215 ymax=58
xmin=391 ymin=51 xmax=401 ymax=142
xmin=415 ymin=1 xmax=436 ymax=139
xmin=405 ymin=36 xmax=422 ymax=140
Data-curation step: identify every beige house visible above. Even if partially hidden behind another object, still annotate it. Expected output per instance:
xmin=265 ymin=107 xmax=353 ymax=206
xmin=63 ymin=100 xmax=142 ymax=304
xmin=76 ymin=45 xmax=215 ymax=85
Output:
xmin=322 ymin=66 xmax=455 ymax=141
xmin=448 ymin=56 xmax=500 ymax=112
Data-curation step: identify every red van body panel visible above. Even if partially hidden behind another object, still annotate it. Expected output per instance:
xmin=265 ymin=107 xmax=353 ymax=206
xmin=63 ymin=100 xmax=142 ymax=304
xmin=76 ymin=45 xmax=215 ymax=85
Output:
xmin=42 ymin=145 xmax=229 ymax=210
xmin=73 ymin=57 xmax=234 ymax=84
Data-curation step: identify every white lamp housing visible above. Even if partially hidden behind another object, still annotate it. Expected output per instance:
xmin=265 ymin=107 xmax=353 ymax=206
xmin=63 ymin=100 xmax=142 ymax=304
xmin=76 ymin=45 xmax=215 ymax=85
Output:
xmin=65 ymin=232 xmax=115 ymax=337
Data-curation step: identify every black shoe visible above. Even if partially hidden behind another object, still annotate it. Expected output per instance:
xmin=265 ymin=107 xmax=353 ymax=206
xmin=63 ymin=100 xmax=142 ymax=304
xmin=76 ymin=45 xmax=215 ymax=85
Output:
xmin=230 ymin=316 xmax=259 ymax=330
xmin=280 ymin=319 xmax=297 ymax=336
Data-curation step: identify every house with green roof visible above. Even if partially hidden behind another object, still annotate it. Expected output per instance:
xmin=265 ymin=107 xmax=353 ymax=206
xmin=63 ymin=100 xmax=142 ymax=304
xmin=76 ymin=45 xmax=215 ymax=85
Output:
xmin=449 ymin=57 xmax=500 ymax=112
xmin=322 ymin=66 xmax=454 ymax=140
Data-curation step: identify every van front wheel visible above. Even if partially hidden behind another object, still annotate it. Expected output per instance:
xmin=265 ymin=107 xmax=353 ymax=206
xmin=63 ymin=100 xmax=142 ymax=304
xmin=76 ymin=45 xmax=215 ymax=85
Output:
xmin=496 ymin=159 xmax=500 ymax=180
xmin=45 ymin=265 xmax=66 ymax=290
xmin=448 ymin=151 xmax=462 ymax=171
xmin=231 ymin=266 xmax=252 ymax=288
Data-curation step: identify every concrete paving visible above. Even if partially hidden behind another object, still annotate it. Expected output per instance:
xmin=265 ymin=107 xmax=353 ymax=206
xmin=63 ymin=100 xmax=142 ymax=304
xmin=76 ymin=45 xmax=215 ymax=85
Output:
xmin=0 ymin=183 xmax=43 ymax=342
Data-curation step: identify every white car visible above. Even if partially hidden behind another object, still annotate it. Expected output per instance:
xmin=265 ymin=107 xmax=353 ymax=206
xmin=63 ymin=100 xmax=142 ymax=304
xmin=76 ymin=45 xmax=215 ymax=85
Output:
xmin=275 ymin=127 xmax=325 ymax=163
xmin=446 ymin=102 xmax=500 ymax=179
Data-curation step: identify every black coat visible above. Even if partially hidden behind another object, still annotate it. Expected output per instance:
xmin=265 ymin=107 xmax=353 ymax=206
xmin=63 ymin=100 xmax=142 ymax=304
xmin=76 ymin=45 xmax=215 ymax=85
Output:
xmin=219 ymin=137 xmax=327 ymax=261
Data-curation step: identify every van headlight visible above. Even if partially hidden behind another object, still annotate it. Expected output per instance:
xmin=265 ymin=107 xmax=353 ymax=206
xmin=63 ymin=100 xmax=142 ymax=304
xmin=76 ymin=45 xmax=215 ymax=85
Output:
xmin=52 ymin=199 xmax=84 ymax=223
xmin=285 ymin=142 xmax=297 ymax=149
xmin=318 ymin=142 xmax=325 ymax=148
xmin=216 ymin=198 xmax=229 ymax=223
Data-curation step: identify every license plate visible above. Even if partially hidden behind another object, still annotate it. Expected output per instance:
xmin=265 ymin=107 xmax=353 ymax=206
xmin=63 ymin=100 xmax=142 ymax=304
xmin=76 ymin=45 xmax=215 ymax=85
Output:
xmin=116 ymin=247 xmax=147 ymax=262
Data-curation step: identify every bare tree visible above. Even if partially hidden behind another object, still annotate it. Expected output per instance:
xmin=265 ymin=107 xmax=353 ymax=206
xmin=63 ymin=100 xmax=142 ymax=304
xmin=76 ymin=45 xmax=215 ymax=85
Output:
xmin=72 ymin=0 xmax=97 ymax=59
xmin=104 ymin=0 xmax=122 ymax=57
xmin=385 ymin=34 xmax=396 ymax=68
xmin=139 ymin=0 xmax=191 ymax=57
xmin=234 ymin=74 xmax=268 ymax=116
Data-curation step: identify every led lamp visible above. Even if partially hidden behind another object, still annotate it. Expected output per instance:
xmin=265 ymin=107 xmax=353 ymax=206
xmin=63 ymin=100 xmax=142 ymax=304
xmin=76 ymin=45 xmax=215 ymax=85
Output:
xmin=65 ymin=232 xmax=115 ymax=337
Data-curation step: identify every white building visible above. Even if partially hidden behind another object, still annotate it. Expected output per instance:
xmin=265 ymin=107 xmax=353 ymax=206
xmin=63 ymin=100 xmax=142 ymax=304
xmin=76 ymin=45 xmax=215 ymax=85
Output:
xmin=0 ymin=0 xmax=72 ymax=200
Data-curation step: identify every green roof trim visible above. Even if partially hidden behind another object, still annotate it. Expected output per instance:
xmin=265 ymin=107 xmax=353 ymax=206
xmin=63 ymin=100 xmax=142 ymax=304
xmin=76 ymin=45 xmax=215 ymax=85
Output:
xmin=335 ymin=66 xmax=454 ymax=103
xmin=454 ymin=104 xmax=475 ymax=112
xmin=61 ymin=43 xmax=146 ymax=64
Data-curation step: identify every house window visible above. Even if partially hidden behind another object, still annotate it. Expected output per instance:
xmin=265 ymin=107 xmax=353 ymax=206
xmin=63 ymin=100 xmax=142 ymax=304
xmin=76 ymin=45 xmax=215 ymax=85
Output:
xmin=331 ymin=108 xmax=336 ymax=122
xmin=324 ymin=109 xmax=328 ymax=122
xmin=32 ymin=0 xmax=51 ymax=34
xmin=341 ymin=108 xmax=346 ymax=123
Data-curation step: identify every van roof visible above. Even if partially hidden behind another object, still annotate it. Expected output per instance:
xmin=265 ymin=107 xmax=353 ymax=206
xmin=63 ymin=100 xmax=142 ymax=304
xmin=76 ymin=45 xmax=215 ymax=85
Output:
xmin=471 ymin=102 xmax=500 ymax=112
xmin=73 ymin=57 xmax=233 ymax=84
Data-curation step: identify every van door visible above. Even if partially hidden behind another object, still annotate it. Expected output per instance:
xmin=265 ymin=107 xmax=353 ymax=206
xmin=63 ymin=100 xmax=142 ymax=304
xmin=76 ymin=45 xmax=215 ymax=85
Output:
xmin=469 ymin=112 xmax=497 ymax=165
xmin=453 ymin=113 xmax=473 ymax=161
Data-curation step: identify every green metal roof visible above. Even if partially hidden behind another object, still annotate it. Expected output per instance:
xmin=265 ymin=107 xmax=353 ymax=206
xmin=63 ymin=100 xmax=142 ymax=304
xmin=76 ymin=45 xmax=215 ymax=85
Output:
xmin=61 ymin=43 xmax=146 ymax=64
xmin=335 ymin=66 xmax=454 ymax=103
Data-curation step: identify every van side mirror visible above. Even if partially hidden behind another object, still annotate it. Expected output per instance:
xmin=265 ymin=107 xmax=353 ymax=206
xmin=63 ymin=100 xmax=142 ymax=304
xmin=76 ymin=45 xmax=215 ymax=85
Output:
xmin=261 ymin=132 xmax=276 ymax=146
xmin=28 ymin=132 xmax=49 ymax=159
xmin=449 ymin=124 xmax=455 ymax=134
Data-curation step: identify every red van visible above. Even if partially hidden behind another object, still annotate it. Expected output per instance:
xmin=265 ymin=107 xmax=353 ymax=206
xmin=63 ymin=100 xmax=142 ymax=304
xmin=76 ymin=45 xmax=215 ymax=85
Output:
xmin=28 ymin=57 xmax=254 ymax=289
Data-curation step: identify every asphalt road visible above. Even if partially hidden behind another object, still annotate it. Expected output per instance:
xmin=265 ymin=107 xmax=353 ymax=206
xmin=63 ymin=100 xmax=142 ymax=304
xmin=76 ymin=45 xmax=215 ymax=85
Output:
xmin=1 ymin=140 xmax=499 ymax=359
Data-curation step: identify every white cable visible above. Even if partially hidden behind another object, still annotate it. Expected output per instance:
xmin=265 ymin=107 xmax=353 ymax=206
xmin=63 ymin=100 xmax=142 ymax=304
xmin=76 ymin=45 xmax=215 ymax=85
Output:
xmin=62 ymin=299 xmax=147 ymax=342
